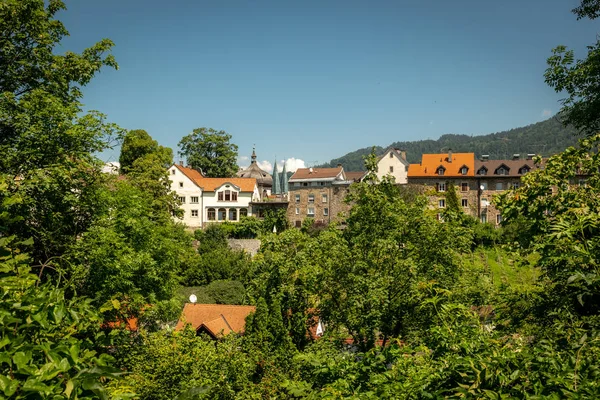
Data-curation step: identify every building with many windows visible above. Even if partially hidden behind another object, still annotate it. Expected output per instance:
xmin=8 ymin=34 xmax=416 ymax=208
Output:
xmin=287 ymin=166 xmax=360 ymax=227
xmin=168 ymin=162 xmax=259 ymax=228
xmin=407 ymin=151 xmax=541 ymax=224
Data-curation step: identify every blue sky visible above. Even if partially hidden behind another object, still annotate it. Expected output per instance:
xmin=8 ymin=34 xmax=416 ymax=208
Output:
xmin=58 ymin=0 xmax=598 ymax=171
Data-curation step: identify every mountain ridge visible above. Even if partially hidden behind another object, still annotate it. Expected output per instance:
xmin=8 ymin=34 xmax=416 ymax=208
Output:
xmin=318 ymin=117 xmax=579 ymax=171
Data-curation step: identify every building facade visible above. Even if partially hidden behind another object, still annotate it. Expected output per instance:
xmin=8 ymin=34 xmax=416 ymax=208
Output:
xmin=287 ymin=166 xmax=354 ymax=228
xmin=376 ymin=148 xmax=410 ymax=184
xmin=168 ymin=163 xmax=259 ymax=228
xmin=407 ymin=152 xmax=541 ymax=224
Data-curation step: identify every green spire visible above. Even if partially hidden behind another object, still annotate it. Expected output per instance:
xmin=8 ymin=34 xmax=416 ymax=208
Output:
xmin=273 ymin=158 xmax=281 ymax=194
xmin=281 ymin=160 xmax=288 ymax=193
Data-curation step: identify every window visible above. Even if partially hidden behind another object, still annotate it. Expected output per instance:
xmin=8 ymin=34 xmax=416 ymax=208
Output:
xmin=496 ymin=214 xmax=502 ymax=224
xmin=481 ymin=212 xmax=487 ymax=223
xmin=437 ymin=167 xmax=445 ymax=176
xmin=437 ymin=182 xmax=446 ymax=192
xmin=322 ymin=194 xmax=328 ymax=203
xmin=295 ymin=220 xmax=302 ymax=228
xmin=229 ymin=209 xmax=237 ymax=221
xmin=178 ymin=196 xmax=186 ymax=203
xmin=477 ymin=168 xmax=487 ymax=176
xmin=295 ymin=194 xmax=300 ymax=203
xmin=389 ymin=166 xmax=394 ymax=173
xmin=218 ymin=208 xmax=226 ymax=221
xmin=320 ymin=182 xmax=326 ymax=186
xmin=308 ymin=194 xmax=315 ymax=203
xmin=232 ymin=192 xmax=238 ymax=201
xmin=191 ymin=209 xmax=198 ymax=217
xmin=461 ymin=182 xmax=468 ymax=192
xmin=179 ymin=182 xmax=183 ymax=188
xmin=461 ymin=167 xmax=468 ymax=175
xmin=240 ymin=208 xmax=248 ymax=217
xmin=303 ymin=182 xmax=308 ymax=187
xmin=438 ymin=199 xmax=446 ymax=208
xmin=308 ymin=207 xmax=315 ymax=216
xmin=191 ymin=196 xmax=199 ymax=204
xmin=217 ymin=190 xmax=237 ymax=201
xmin=225 ymin=190 xmax=231 ymax=201
xmin=294 ymin=182 xmax=301 ymax=187
xmin=461 ymin=198 xmax=468 ymax=207
xmin=496 ymin=166 xmax=509 ymax=175
xmin=437 ymin=213 xmax=443 ymax=221
xmin=323 ymin=208 xmax=329 ymax=216
xmin=496 ymin=182 xmax=503 ymax=191
xmin=480 ymin=182 xmax=488 ymax=191
xmin=519 ymin=166 xmax=531 ymax=175
xmin=295 ymin=207 xmax=299 ymax=215
xmin=218 ymin=192 xmax=223 ymax=201
xmin=207 ymin=208 xmax=216 ymax=221
xmin=311 ymin=182 xmax=319 ymax=186
xmin=390 ymin=152 xmax=394 ymax=158
xmin=512 ymin=182 xmax=520 ymax=190
xmin=171 ymin=169 xmax=175 ymax=175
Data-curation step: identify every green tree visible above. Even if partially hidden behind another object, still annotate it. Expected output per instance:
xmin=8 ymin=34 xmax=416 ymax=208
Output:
xmin=545 ymin=0 xmax=600 ymax=136
xmin=443 ymin=181 xmax=462 ymax=222
xmin=119 ymin=129 xmax=173 ymax=174
xmin=178 ymin=127 xmax=238 ymax=177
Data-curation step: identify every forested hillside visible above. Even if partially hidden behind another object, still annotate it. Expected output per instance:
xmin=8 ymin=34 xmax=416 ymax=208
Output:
xmin=320 ymin=116 xmax=578 ymax=171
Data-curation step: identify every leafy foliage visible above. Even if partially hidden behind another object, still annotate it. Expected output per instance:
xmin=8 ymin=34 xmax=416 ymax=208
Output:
xmin=178 ymin=127 xmax=239 ymax=178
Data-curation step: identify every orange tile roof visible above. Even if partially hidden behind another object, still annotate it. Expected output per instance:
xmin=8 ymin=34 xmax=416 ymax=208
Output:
xmin=290 ymin=167 xmax=343 ymax=180
xmin=174 ymin=164 xmax=257 ymax=192
xmin=408 ymin=153 xmax=475 ymax=177
xmin=175 ymin=304 xmax=256 ymax=337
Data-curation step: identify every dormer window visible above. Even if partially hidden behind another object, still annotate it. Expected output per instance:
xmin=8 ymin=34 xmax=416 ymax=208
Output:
xmin=477 ymin=167 xmax=488 ymax=176
xmin=460 ymin=166 xmax=468 ymax=175
xmin=495 ymin=165 xmax=509 ymax=175
xmin=518 ymin=166 xmax=531 ymax=175
xmin=436 ymin=166 xmax=445 ymax=176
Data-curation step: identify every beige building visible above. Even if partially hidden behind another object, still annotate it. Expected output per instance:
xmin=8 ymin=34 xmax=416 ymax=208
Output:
xmin=376 ymin=148 xmax=410 ymax=184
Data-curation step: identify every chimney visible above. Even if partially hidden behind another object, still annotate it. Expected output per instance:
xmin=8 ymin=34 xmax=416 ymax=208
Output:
xmin=512 ymin=154 xmax=520 ymax=160
xmin=400 ymin=150 xmax=407 ymax=161
xmin=309 ymin=167 xmax=313 ymax=174
xmin=481 ymin=155 xmax=489 ymax=162
xmin=527 ymin=153 xmax=535 ymax=160
xmin=447 ymin=149 xmax=453 ymax=163
xmin=179 ymin=160 xmax=183 ymax=166
xmin=337 ymin=163 xmax=342 ymax=168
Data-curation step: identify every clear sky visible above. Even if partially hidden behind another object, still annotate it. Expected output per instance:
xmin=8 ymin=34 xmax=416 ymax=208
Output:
xmin=58 ymin=0 xmax=598 ymax=171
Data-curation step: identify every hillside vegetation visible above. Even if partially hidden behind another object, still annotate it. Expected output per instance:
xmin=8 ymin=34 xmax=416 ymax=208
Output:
xmin=321 ymin=116 xmax=578 ymax=171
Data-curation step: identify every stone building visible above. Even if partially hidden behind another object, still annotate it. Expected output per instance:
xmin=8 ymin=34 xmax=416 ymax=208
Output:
xmin=287 ymin=166 xmax=357 ymax=228
xmin=407 ymin=151 xmax=541 ymax=224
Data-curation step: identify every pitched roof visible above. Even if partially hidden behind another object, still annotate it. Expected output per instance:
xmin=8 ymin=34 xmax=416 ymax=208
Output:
xmin=289 ymin=167 xmax=344 ymax=181
xmin=408 ymin=153 xmax=475 ymax=177
xmin=345 ymin=171 xmax=366 ymax=182
xmin=174 ymin=164 xmax=257 ymax=192
xmin=175 ymin=304 xmax=256 ymax=337
xmin=474 ymin=159 xmax=539 ymax=177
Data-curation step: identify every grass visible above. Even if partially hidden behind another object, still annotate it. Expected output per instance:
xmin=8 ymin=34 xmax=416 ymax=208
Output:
xmin=464 ymin=247 xmax=540 ymax=290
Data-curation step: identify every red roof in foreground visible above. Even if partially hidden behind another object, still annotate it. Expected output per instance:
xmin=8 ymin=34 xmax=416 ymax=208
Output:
xmin=175 ymin=304 xmax=256 ymax=338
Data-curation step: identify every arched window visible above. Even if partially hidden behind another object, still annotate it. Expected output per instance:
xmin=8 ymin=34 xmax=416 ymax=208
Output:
xmin=518 ymin=166 xmax=531 ymax=175
xmin=240 ymin=208 xmax=248 ymax=217
xmin=218 ymin=208 xmax=226 ymax=221
xmin=207 ymin=208 xmax=216 ymax=221
xmin=229 ymin=208 xmax=237 ymax=221
xmin=436 ymin=166 xmax=445 ymax=176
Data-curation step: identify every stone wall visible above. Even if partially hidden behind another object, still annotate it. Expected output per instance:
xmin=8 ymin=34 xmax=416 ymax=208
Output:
xmin=227 ymin=239 xmax=261 ymax=257
xmin=287 ymin=184 xmax=352 ymax=228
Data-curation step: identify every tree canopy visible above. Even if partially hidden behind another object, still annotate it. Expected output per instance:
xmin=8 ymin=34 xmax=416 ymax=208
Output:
xmin=178 ymin=127 xmax=239 ymax=177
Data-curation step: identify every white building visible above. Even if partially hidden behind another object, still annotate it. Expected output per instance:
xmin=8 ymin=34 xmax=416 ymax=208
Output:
xmin=376 ymin=148 xmax=409 ymax=184
xmin=168 ymin=163 xmax=259 ymax=228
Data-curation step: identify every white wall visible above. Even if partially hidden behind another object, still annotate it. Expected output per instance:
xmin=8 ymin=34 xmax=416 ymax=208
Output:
xmin=202 ymin=183 xmax=255 ymax=223
xmin=168 ymin=166 xmax=203 ymax=228
xmin=377 ymin=150 xmax=409 ymax=184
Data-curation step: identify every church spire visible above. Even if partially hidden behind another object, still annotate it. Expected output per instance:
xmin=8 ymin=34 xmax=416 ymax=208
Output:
xmin=281 ymin=159 xmax=288 ymax=194
xmin=251 ymin=145 xmax=257 ymax=164
xmin=272 ymin=158 xmax=281 ymax=195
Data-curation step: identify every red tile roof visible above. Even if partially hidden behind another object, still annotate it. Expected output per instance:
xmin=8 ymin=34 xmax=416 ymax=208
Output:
xmin=408 ymin=153 xmax=475 ymax=177
xmin=345 ymin=171 xmax=366 ymax=182
xmin=290 ymin=167 xmax=343 ymax=180
xmin=175 ymin=304 xmax=256 ymax=337
xmin=174 ymin=164 xmax=257 ymax=192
